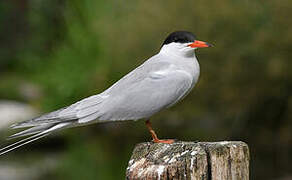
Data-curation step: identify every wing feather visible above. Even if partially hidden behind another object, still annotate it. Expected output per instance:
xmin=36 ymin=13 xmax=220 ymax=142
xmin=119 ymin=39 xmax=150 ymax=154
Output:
xmin=97 ymin=65 xmax=193 ymax=120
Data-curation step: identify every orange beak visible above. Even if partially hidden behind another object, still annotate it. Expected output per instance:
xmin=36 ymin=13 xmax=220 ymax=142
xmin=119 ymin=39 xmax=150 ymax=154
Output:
xmin=188 ymin=40 xmax=213 ymax=48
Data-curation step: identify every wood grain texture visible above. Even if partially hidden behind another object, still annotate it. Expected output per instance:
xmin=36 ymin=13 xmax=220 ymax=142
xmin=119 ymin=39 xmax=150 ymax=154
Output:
xmin=126 ymin=141 xmax=249 ymax=180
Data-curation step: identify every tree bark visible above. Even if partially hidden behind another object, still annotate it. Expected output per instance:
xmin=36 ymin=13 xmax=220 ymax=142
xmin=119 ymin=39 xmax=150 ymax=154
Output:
xmin=126 ymin=141 xmax=249 ymax=180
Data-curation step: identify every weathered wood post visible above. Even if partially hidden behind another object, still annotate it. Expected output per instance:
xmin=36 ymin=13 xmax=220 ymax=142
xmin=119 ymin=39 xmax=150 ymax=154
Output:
xmin=126 ymin=141 xmax=249 ymax=180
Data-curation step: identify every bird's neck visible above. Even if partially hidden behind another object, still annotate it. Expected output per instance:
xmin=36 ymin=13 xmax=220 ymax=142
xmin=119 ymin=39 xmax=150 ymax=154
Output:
xmin=159 ymin=45 xmax=195 ymax=58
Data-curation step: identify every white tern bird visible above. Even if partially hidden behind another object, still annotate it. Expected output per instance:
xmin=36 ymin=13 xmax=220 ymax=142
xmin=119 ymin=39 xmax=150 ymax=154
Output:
xmin=0 ymin=31 xmax=212 ymax=155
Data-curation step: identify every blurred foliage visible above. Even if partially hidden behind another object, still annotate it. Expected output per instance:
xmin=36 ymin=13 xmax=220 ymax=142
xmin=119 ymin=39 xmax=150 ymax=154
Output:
xmin=0 ymin=0 xmax=292 ymax=179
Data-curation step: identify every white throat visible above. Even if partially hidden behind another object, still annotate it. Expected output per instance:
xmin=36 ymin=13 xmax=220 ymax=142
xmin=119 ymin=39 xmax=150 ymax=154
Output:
xmin=159 ymin=42 xmax=195 ymax=58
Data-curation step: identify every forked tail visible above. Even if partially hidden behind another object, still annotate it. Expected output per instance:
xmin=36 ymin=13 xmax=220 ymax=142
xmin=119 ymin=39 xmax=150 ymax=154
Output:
xmin=0 ymin=122 xmax=70 ymax=156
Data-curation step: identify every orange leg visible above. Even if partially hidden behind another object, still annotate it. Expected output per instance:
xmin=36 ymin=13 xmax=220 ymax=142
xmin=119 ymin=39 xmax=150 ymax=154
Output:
xmin=145 ymin=120 xmax=175 ymax=144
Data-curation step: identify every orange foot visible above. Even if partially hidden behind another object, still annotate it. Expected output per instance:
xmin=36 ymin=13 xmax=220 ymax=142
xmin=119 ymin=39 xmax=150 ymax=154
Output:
xmin=145 ymin=120 xmax=176 ymax=144
xmin=152 ymin=139 xmax=175 ymax=144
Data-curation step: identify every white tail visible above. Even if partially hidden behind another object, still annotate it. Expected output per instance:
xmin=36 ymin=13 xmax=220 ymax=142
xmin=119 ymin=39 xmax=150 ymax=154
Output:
xmin=0 ymin=122 xmax=70 ymax=156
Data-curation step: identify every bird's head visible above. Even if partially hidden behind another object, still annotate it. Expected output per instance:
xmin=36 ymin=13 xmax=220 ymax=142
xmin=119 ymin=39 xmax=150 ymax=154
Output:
xmin=160 ymin=31 xmax=212 ymax=57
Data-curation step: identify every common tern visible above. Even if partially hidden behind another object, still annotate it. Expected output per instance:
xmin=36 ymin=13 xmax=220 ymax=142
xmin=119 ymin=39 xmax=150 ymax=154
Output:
xmin=0 ymin=31 xmax=212 ymax=155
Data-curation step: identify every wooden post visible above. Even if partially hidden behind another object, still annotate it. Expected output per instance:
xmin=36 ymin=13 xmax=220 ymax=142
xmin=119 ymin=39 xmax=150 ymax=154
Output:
xmin=126 ymin=141 xmax=249 ymax=180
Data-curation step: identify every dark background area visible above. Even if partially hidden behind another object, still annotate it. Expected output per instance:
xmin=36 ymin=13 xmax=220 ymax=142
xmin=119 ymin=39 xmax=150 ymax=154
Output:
xmin=0 ymin=0 xmax=291 ymax=179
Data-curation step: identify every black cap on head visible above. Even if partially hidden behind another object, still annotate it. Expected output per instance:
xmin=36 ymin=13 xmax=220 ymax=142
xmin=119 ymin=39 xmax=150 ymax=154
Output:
xmin=162 ymin=31 xmax=196 ymax=46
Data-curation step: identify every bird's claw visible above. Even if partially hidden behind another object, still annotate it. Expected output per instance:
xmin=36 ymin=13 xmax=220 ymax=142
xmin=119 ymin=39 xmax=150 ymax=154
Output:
xmin=152 ymin=139 xmax=175 ymax=144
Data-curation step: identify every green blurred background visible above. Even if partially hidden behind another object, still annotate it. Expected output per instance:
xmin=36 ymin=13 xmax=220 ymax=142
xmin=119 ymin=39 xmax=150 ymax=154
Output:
xmin=0 ymin=0 xmax=291 ymax=179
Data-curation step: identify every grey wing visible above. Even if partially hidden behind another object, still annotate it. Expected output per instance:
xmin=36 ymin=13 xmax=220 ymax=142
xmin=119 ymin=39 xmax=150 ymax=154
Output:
xmin=96 ymin=63 xmax=194 ymax=121
xmin=11 ymin=94 xmax=107 ymax=128
xmin=10 ymin=56 xmax=164 ymax=128
xmin=10 ymin=56 xmax=168 ymax=127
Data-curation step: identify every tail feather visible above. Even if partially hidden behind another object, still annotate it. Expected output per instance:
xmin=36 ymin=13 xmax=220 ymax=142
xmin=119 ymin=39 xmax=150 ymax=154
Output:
xmin=0 ymin=122 xmax=71 ymax=156
xmin=0 ymin=133 xmax=50 ymax=156
xmin=10 ymin=106 xmax=74 ymax=129
xmin=8 ymin=124 xmax=54 ymax=139
xmin=1 ymin=95 xmax=103 ymax=156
